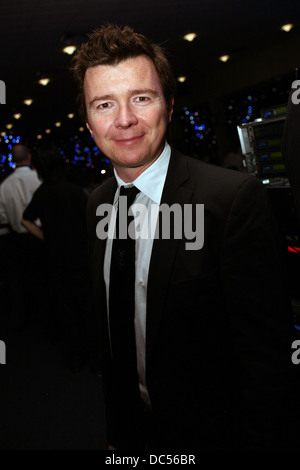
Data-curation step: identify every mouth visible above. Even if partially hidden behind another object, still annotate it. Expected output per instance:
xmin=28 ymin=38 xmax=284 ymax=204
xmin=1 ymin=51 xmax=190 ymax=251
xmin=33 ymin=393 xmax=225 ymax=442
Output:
xmin=114 ymin=135 xmax=144 ymax=146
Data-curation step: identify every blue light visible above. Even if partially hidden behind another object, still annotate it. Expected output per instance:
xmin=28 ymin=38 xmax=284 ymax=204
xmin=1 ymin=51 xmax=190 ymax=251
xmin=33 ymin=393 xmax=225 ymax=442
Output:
xmin=194 ymin=125 xmax=199 ymax=130
xmin=196 ymin=133 xmax=200 ymax=138
xmin=199 ymin=124 xmax=205 ymax=131
xmin=105 ymin=158 xmax=110 ymax=164
xmin=242 ymin=118 xmax=246 ymax=123
xmin=185 ymin=110 xmax=190 ymax=115
xmin=295 ymin=325 xmax=300 ymax=331
xmin=93 ymin=146 xmax=98 ymax=151
xmin=8 ymin=144 xmax=12 ymax=149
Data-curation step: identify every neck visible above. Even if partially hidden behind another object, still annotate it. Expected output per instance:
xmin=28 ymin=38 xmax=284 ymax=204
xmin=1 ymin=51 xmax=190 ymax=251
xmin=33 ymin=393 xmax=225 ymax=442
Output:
xmin=114 ymin=155 xmax=162 ymax=183
xmin=16 ymin=164 xmax=30 ymax=168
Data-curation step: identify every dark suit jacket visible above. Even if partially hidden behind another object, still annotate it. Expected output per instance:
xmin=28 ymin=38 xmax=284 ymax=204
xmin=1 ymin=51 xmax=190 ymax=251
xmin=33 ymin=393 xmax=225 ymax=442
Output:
xmin=87 ymin=147 xmax=293 ymax=450
xmin=282 ymin=90 xmax=300 ymax=230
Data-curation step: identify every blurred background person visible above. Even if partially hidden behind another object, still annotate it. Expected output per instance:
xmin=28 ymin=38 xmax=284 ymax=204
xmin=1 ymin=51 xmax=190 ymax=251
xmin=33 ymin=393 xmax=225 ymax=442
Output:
xmin=0 ymin=144 xmax=43 ymax=330
xmin=22 ymin=143 xmax=101 ymax=374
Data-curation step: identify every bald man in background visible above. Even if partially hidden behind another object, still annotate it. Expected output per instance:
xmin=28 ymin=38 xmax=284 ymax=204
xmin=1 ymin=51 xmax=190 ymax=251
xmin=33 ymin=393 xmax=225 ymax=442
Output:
xmin=0 ymin=144 xmax=42 ymax=330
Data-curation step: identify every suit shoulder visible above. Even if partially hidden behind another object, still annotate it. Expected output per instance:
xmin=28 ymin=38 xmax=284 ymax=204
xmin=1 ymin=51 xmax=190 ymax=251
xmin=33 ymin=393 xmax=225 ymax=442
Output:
xmin=88 ymin=177 xmax=115 ymax=204
xmin=181 ymin=153 xmax=260 ymax=193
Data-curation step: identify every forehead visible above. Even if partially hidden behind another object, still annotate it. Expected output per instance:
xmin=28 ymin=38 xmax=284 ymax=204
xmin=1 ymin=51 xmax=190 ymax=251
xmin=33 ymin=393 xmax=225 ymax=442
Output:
xmin=83 ymin=55 xmax=163 ymax=96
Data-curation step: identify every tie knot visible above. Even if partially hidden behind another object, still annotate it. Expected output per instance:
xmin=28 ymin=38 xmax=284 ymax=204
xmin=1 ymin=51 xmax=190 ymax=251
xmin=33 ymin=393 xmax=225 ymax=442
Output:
xmin=119 ymin=185 xmax=140 ymax=207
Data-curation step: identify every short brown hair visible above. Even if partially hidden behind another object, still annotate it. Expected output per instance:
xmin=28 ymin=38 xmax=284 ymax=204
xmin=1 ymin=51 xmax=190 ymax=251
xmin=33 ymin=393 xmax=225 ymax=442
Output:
xmin=70 ymin=24 xmax=176 ymax=122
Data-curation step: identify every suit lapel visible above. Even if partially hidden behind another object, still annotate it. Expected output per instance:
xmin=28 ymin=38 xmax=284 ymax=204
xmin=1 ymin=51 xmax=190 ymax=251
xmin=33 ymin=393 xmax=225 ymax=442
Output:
xmin=93 ymin=178 xmax=117 ymax=308
xmin=146 ymin=149 xmax=194 ymax=369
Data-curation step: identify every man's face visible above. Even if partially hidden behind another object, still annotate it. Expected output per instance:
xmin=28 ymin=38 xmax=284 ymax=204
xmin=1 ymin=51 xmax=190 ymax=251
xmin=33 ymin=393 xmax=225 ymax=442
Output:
xmin=84 ymin=55 xmax=173 ymax=181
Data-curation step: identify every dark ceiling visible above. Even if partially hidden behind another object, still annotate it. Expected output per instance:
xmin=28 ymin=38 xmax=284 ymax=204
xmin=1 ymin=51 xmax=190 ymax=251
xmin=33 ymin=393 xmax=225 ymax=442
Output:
xmin=1 ymin=0 xmax=300 ymax=146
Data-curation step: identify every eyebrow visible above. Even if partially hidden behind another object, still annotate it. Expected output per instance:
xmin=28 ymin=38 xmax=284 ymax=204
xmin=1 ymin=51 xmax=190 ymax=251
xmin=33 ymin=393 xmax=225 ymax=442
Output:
xmin=88 ymin=89 xmax=160 ymax=108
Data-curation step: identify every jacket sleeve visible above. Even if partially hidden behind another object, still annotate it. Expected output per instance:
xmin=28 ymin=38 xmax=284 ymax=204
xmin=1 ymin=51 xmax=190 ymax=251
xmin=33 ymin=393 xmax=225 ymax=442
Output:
xmin=282 ymin=89 xmax=300 ymax=229
xmin=220 ymin=176 xmax=295 ymax=448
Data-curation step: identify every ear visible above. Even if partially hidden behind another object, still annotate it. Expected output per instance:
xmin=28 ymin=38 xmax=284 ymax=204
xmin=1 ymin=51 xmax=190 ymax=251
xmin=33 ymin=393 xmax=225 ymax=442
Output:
xmin=168 ymin=97 xmax=174 ymax=123
xmin=86 ymin=122 xmax=93 ymax=136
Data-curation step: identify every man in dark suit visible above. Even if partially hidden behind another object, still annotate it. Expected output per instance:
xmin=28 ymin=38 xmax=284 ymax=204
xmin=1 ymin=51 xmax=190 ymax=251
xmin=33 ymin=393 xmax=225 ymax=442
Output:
xmin=71 ymin=24 xmax=294 ymax=450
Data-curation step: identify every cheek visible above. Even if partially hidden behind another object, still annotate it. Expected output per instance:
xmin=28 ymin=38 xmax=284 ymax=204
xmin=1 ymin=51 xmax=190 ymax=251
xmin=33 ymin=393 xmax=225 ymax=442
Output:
xmin=90 ymin=119 xmax=111 ymax=139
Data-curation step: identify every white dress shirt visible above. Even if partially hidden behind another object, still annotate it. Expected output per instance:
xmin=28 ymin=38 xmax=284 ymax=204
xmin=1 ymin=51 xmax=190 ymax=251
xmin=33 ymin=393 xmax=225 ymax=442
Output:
xmin=104 ymin=142 xmax=171 ymax=406
xmin=0 ymin=166 xmax=41 ymax=233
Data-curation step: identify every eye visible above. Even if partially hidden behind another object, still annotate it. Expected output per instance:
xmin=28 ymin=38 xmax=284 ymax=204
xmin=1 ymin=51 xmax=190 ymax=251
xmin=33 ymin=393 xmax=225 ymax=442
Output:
xmin=135 ymin=96 xmax=149 ymax=103
xmin=97 ymin=102 xmax=111 ymax=109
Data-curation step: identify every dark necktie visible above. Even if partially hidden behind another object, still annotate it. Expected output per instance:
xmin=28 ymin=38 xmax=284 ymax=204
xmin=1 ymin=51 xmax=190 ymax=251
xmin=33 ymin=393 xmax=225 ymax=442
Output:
xmin=109 ymin=185 xmax=140 ymax=373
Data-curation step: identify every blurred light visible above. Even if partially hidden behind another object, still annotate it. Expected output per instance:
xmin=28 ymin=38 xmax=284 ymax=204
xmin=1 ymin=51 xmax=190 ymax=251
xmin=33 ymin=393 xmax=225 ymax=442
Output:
xmin=219 ymin=55 xmax=230 ymax=63
xmin=38 ymin=78 xmax=50 ymax=86
xmin=6 ymin=124 xmax=13 ymax=129
xmin=24 ymin=99 xmax=33 ymax=106
xmin=281 ymin=23 xmax=293 ymax=32
xmin=177 ymin=76 xmax=187 ymax=83
xmin=37 ymin=135 xmax=42 ymax=140
xmin=1 ymin=132 xmax=6 ymax=137
xmin=183 ymin=33 xmax=197 ymax=42
xmin=13 ymin=113 xmax=22 ymax=119
xmin=55 ymin=122 xmax=61 ymax=127
xmin=45 ymin=129 xmax=51 ymax=134
xmin=62 ymin=45 xmax=77 ymax=55
xmin=68 ymin=113 xmax=75 ymax=119
xmin=79 ymin=126 xmax=84 ymax=132
xmin=101 ymin=169 xmax=106 ymax=175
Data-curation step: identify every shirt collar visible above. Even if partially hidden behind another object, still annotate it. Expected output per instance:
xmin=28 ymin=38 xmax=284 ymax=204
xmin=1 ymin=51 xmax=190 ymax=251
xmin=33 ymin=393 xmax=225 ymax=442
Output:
xmin=114 ymin=142 xmax=171 ymax=204
xmin=15 ymin=166 xmax=31 ymax=171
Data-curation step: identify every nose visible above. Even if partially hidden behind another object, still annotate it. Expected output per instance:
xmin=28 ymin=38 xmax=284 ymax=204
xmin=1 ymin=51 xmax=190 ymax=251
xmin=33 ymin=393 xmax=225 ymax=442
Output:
xmin=114 ymin=103 xmax=138 ymax=128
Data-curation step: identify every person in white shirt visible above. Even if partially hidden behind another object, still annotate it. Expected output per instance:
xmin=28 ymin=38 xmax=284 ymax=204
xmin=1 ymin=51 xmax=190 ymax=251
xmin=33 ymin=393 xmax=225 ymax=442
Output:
xmin=0 ymin=144 xmax=42 ymax=329
xmin=0 ymin=144 xmax=41 ymax=233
